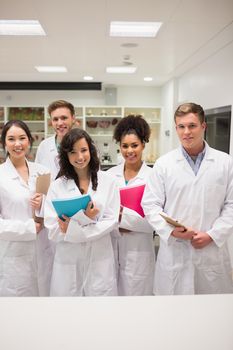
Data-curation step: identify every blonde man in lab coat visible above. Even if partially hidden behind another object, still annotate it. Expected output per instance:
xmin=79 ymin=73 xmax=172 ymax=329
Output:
xmin=35 ymin=100 xmax=76 ymax=180
xmin=142 ymin=102 xmax=233 ymax=295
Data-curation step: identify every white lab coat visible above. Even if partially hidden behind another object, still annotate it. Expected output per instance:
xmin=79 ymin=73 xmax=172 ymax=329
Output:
xmin=35 ymin=136 xmax=59 ymax=180
xmin=142 ymin=143 xmax=233 ymax=295
xmin=35 ymin=135 xmax=58 ymax=294
xmin=107 ymin=162 xmax=155 ymax=296
xmin=44 ymin=170 xmax=120 ymax=296
xmin=0 ymin=157 xmax=51 ymax=296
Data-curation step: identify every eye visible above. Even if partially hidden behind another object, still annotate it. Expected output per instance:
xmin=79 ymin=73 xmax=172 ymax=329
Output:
xmin=52 ymin=117 xmax=58 ymax=122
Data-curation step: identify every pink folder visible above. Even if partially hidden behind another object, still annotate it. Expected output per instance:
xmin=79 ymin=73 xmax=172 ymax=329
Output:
xmin=120 ymin=184 xmax=146 ymax=217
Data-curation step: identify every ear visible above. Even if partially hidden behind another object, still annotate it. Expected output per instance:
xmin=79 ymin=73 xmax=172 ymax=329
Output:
xmin=202 ymin=121 xmax=207 ymax=131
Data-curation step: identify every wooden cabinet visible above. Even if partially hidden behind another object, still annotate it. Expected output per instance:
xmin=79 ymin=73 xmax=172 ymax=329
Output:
xmin=0 ymin=105 xmax=162 ymax=166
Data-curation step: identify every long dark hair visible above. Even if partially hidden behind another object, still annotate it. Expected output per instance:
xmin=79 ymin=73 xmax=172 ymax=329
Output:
xmin=57 ymin=128 xmax=100 ymax=193
xmin=1 ymin=120 xmax=33 ymax=156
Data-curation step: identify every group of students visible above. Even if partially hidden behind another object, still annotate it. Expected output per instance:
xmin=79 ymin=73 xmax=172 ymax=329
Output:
xmin=0 ymin=100 xmax=232 ymax=296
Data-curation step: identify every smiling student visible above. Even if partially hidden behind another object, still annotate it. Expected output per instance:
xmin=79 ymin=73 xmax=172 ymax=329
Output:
xmin=35 ymin=100 xmax=76 ymax=180
xmin=44 ymin=128 xmax=119 ymax=296
xmin=142 ymin=102 xmax=233 ymax=295
xmin=0 ymin=120 xmax=50 ymax=296
xmin=107 ymin=115 xmax=155 ymax=296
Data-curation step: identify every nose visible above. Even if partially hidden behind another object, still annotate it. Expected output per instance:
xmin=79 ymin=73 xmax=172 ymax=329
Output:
xmin=15 ymin=139 xmax=22 ymax=146
xmin=183 ymin=126 xmax=190 ymax=134
xmin=57 ymin=118 xmax=63 ymax=125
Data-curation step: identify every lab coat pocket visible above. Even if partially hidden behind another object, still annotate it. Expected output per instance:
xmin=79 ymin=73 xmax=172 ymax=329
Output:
xmin=50 ymin=261 xmax=77 ymax=296
xmin=125 ymin=251 xmax=152 ymax=278
xmin=2 ymin=255 xmax=37 ymax=296
xmin=88 ymin=257 xmax=117 ymax=296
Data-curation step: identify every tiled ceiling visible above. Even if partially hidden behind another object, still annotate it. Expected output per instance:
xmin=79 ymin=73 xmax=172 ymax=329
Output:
xmin=0 ymin=0 xmax=233 ymax=87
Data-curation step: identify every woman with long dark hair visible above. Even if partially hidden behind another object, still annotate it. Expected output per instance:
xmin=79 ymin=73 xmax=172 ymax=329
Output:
xmin=0 ymin=120 xmax=51 ymax=296
xmin=45 ymin=128 xmax=119 ymax=296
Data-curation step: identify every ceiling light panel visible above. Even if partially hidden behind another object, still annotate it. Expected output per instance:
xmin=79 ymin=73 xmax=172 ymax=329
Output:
xmin=35 ymin=66 xmax=67 ymax=73
xmin=110 ymin=21 xmax=162 ymax=38
xmin=106 ymin=66 xmax=137 ymax=74
xmin=83 ymin=76 xmax=94 ymax=81
xmin=0 ymin=20 xmax=46 ymax=36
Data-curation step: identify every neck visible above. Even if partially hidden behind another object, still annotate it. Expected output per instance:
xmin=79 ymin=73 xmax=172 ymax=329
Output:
xmin=9 ymin=156 xmax=27 ymax=169
xmin=125 ymin=160 xmax=142 ymax=172
xmin=184 ymin=142 xmax=205 ymax=157
xmin=74 ymin=167 xmax=90 ymax=180
xmin=56 ymin=135 xmax=62 ymax=145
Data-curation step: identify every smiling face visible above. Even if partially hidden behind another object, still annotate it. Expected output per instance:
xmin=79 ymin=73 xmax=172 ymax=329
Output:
xmin=120 ymin=133 xmax=145 ymax=166
xmin=68 ymin=137 xmax=91 ymax=174
xmin=175 ymin=112 xmax=206 ymax=155
xmin=50 ymin=107 xmax=75 ymax=142
xmin=5 ymin=125 xmax=30 ymax=161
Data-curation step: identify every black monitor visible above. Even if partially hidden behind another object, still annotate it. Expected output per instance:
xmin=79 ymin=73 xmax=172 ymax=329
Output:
xmin=204 ymin=105 xmax=231 ymax=154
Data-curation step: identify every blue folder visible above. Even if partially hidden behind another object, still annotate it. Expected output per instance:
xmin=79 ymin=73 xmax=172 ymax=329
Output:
xmin=52 ymin=194 xmax=91 ymax=219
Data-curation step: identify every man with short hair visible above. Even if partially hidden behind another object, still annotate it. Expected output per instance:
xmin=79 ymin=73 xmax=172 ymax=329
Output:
xmin=142 ymin=102 xmax=233 ymax=295
xmin=35 ymin=100 xmax=75 ymax=179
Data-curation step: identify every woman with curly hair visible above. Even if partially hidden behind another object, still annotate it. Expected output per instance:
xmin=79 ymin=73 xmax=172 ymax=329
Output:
xmin=108 ymin=115 xmax=155 ymax=295
xmin=44 ymin=128 xmax=119 ymax=296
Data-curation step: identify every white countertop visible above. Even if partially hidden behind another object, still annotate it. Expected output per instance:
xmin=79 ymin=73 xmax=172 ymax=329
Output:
xmin=0 ymin=294 xmax=233 ymax=350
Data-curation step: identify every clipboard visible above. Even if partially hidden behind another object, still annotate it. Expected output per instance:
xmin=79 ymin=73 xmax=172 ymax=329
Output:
xmin=34 ymin=173 xmax=51 ymax=224
xmin=160 ymin=213 xmax=186 ymax=230
xmin=36 ymin=173 xmax=51 ymax=195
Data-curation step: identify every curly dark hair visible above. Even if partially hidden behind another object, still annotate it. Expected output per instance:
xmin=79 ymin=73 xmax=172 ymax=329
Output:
xmin=113 ymin=114 xmax=150 ymax=144
xmin=57 ymin=128 xmax=100 ymax=193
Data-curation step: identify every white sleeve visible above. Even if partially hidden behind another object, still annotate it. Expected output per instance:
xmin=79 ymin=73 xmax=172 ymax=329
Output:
xmin=44 ymin=184 xmax=65 ymax=243
xmin=141 ymin=163 xmax=174 ymax=244
xmin=0 ymin=217 xmax=36 ymax=241
xmin=120 ymin=206 xmax=153 ymax=234
xmin=65 ymin=180 xmax=120 ymax=243
xmin=207 ymin=158 xmax=233 ymax=247
xmin=35 ymin=142 xmax=43 ymax=164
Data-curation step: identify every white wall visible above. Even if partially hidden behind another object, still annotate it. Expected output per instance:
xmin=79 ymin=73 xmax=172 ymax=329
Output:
xmin=117 ymin=86 xmax=161 ymax=106
xmin=177 ymin=40 xmax=233 ymax=155
xmin=0 ymin=86 xmax=162 ymax=108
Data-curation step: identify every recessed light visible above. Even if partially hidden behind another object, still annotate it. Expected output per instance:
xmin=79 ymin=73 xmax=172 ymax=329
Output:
xmin=144 ymin=77 xmax=153 ymax=81
xmin=121 ymin=43 xmax=138 ymax=48
xmin=83 ymin=76 xmax=94 ymax=81
xmin=35 ymin=66 xmax=67 ymax=73
xmin=106 ymin=66 xmax=137 ymax=74
xmin=110 ymin=21 xmax=162 ymax=38
xmin=0 ymin=20 xmax=46 ymax=36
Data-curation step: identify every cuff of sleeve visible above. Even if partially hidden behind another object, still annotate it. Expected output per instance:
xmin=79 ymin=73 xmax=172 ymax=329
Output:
xmin=26 ymin=219 xmax=37 ymax=239
xmin=207 ymin=231 xmax=223 ymax=248
xmin=71 ymin=210 xmax=96 ymax=226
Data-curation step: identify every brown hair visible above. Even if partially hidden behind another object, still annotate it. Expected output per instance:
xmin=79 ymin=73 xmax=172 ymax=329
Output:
xmin=48 ymin=100 xmax=75 ymax=117
xmin=57 ymin=128 xmax=100 ymax=193
xmin=174 ymin=103 xmax=205 ymax=123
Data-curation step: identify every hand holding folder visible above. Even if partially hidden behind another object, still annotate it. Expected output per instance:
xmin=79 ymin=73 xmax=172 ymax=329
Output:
xmin=120 ymin=184 xmax=145 ymax=217
xmin=52 ymin=194 xmax=91 ymax=219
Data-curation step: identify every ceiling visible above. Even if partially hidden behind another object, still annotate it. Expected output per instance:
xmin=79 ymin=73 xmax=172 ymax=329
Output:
xmin=0 ymin=0 xmax=233 ymax=88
